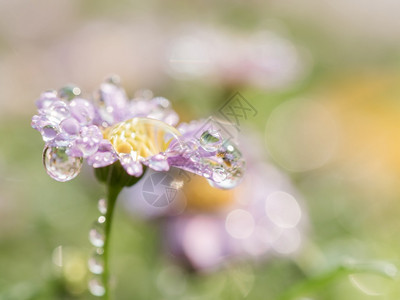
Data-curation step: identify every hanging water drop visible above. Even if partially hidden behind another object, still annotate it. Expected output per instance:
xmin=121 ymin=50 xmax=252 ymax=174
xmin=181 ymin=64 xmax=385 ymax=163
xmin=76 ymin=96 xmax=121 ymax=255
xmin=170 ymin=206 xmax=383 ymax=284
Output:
xmin=89 ymin=220 xmax=105 ymax=248
xmin=88 ymin=251 xmax=104 ymax=275
xmin=43 ymin=146 xmax=83 ymax=182
xmin=209 ymin=173 xmax=243 ymax=189
xmin=212 ymin=167 xmax=227 ymax=182
xmin=88 ymin=276 xmax=106 ymax=297
xmin=98 ymin=198 xmax=107 ymax=215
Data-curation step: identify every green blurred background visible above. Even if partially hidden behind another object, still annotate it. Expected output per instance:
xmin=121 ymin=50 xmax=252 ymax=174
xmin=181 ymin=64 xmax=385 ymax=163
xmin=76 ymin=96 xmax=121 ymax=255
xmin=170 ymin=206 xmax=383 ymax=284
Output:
xmin=2 ymin=0 xmax=400 ymax=299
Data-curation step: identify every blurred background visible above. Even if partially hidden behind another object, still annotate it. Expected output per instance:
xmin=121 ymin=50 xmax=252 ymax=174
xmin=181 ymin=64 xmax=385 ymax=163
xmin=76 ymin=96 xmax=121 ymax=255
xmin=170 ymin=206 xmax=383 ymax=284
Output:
xmin=2 ymin=0 xmax=400 ymax=299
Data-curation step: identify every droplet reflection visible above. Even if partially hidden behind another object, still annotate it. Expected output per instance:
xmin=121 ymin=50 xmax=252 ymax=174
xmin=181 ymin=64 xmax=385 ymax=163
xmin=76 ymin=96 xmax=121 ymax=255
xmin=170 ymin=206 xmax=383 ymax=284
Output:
xmin=88 ymin=276 xmax=106 ymax=297
xmin=89 ymin=221 xmax=105 ymax=248
xmin=43 ymin=146 xmax=83 ymax=182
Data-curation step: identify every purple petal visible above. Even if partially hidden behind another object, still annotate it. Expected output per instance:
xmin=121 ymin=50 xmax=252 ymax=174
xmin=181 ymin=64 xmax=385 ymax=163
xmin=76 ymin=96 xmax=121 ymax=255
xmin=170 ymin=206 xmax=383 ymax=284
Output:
xmin=119 ymin=153 xmax=143 ymax=177
xmin=60 ymin=117 xmax=80 ymax=136
xmin=144 ymin=153 xmax=170 ymax=172
xmin=36 ymin=90 xmax=58 ymax=110
xmin=69 ymin=98 xmax=95 ymax=125
xmin=70 ymin=125 xmax=103 ymax=157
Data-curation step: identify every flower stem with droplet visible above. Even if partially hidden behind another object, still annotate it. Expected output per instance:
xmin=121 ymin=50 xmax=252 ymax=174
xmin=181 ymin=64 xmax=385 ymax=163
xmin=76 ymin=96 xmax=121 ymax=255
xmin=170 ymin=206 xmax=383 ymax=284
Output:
xmin=93 ymin=162 xmax=145 ymax=299
xmin=102 ymin=183 xmax=122 ymax=300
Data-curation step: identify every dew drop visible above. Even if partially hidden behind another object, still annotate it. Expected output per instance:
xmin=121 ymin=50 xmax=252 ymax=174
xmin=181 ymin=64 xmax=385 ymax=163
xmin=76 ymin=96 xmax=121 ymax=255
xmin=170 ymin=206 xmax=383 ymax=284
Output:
xmin=89 ymin=221 xmax=105 ymax=248
xmin=209 ymin=169 xmax=244 ymax=189
xmin=199 ymin=130 xmax=221 ymax=152
xmin=74 ymin=125 xmax=102 ymax=157
xmin=36 ymin=90 xmax=58 ymax=109
xmin=42 ymin=124 xmax=59 ymax=142
xmin=88 ymin=276 xmax=106 ymax=297
xmin=88 ymin=251 xmax=104 ymax=275
xmin=43 ymin=146 xmax=82 ymax=182
xmin=212 ymin=167 xmax=227 ymax=183
xmin=98 ymin=198 xmax=107 ymax=215
xmin=47 ymin=101 xmax=70 ymax=124
xmin=58 ymin=85 xmax=81 ymax=100
xmin=60 ymin=117 xmax=80 ymax=136
xmin=69 ymin=98 xmax=95 ymax=125
xmin=147 ymin=154 xmax=169 ymax=171
xmin=202 ymin=167 xmax=212 ymax=179
xmin=209 ymin=140 xmax=245 ymax=189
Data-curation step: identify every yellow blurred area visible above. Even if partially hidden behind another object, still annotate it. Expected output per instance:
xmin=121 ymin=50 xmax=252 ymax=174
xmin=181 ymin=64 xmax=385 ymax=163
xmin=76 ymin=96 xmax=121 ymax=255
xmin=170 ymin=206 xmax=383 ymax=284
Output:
xmin=183 ymin=174 xmax=234 ymax=212
xmin=324 ymin=73 xmax=400 ymax=192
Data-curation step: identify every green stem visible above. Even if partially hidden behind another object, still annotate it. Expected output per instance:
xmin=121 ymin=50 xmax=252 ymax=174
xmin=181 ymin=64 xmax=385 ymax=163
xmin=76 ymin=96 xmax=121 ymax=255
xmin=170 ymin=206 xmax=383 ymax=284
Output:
xmin=102 ymin=184 xmax=123 ymax=300
xmin=93 ymin=162 xmax=144 ymax=299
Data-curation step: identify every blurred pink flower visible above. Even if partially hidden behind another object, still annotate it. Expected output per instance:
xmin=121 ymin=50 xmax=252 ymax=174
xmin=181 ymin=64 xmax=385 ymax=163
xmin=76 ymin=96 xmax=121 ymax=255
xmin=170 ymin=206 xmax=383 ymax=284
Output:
xmin=166 ymin=26 xmax=311 ymax=89
xmin=123 ymin=130 xmax=308 ymax=272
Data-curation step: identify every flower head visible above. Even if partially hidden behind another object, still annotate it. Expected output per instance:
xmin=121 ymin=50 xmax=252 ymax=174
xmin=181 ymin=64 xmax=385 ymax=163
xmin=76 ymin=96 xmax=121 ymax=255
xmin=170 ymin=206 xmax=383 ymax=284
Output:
xmin=32 ymin=77 xmax=245 ymax=189
xmin=123 ymin=130 xmax=307 ymax=272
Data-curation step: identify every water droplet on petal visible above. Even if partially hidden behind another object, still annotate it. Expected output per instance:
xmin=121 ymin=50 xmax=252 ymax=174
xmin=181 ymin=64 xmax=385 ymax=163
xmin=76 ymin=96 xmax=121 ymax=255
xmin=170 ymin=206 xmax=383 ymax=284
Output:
xmin=60 ymin=117 xmax=80 ymax=136
xmin=74 ymin=125 xmax=102 ymax=157
xmin=202 ymin=167 xmax=212 ymax=179
xmin=46 ymin=101 xmax=70 ymax=124
xmin=199 ymin=130 xmax=222 ymax=152
xmin=43 ymin=146 xmax=82 ymax=182
xmin=119 ymin=153 xmax=143 ymax=176
xmin=69 ymin=98 xmax=95 ymax=125
xmin=36 ymin=90 xmax=58 ymax=109
xmin=212 ymin=167 xmax=227 ymax=183
xmin=209 ymin=168 xmax=244 ymax=189
xmin=146 ymin=154 xmax=169 ymax=171
xmin=88 ymin=276 xmax=106 ymax=297
xmin=89 ymin=221 xmax=105 ymax=248
xmin=88 ymin=251 xmax=104 ymax=274
xmin=42 ymin=124 xmax=59 ymax=142
xmin=98 ymin=198 xmax=107 ymax=215
xmin=209 ymin=140 xmax=246 ymax=189
xmin=58 ymin=85 xmax=81 ymax=100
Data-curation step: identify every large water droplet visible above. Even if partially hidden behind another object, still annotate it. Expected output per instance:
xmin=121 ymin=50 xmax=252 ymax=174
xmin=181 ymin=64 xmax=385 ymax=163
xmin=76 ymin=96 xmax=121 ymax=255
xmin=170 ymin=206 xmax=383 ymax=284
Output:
xmin=98 ymin=198 xmax=107 ymax=215
xmin=199 ymin=130 xmax=222 ymax=152
xmin=88 ymin=251 xmax=104 ymax=274
xmin=209 ymin=140 xmax=245 ymax=189
xmin=88 ymin=276 xmax=106 ymax=297
xmin=89 ymin=221 xmax=105 ymax=248
xmin=43 ymin=146 xmax=83 ymax=182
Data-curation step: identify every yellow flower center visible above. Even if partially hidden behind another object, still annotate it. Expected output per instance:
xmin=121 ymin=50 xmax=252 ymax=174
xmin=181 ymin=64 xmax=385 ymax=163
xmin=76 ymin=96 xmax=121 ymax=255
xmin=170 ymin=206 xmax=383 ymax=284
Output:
xmin=103 ymin=118 xmax=181 ymax=158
